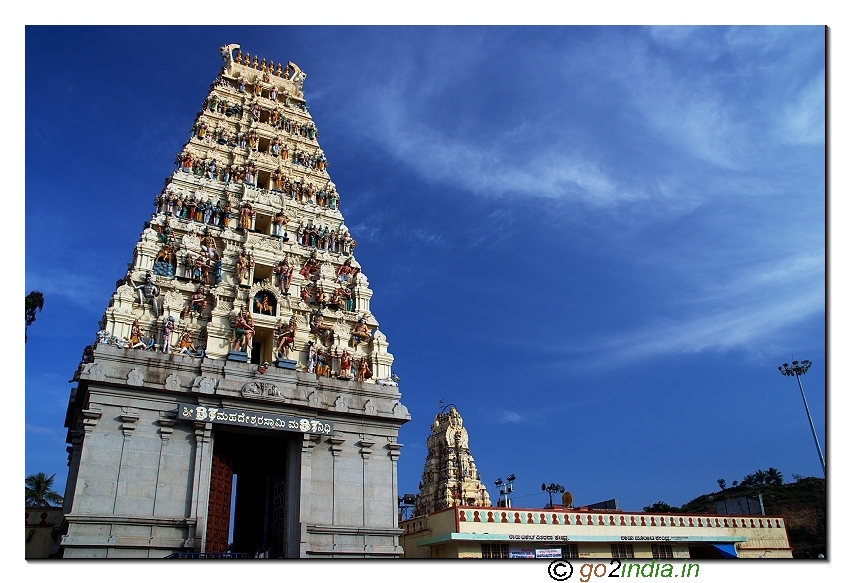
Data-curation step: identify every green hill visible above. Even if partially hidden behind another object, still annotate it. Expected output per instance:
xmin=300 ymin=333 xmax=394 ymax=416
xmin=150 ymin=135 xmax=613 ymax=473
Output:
xmin=678 ymin=477 xmax=825 ymax=559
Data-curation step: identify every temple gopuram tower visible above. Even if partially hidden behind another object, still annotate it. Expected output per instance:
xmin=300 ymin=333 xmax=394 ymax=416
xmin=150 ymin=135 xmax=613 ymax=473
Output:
xmin=60 ymin=44 xmax=409 ymax=558
xmin=415 ymin=407 xmax=491 ymax=517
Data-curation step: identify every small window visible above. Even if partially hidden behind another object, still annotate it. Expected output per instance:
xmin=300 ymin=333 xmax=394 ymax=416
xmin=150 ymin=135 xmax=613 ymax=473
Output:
xmin=481 ymin=543 xmax=509 ymax=559
xmin=254 ymin=212 xmax=271 ymax=235
xmin=611 ymin=544 xmax=634 ymax=559
xmin=651 ymin=544 xmax=673 ymax=559
xmin=560 ymin=544 xmax=579 ymax=559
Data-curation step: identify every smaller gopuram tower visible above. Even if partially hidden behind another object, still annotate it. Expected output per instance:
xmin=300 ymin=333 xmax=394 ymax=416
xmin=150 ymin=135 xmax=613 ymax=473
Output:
xmin=415 ymin=407 xmax=491 ymax=517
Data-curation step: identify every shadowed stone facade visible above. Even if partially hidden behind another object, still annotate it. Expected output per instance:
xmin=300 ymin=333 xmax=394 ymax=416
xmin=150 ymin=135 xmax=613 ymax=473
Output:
xmin=60 ymin=44 xmax=409 ymax=558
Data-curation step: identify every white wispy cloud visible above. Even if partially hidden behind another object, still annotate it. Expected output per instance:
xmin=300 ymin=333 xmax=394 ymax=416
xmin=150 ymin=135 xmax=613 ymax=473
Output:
xmin=556 ymin=249 xmax=824 ymax=366
xmin=497 ymin=411 xmax=523 ymax=424
xmin=779 ymin=68 xmax=825 ymax=145
xmin=366 ymin=95 xmax=627 ymax=205
xmin=602 ymin=287 xmax=823 ymax=363
xmin=25 ymin=270 xmax=112 ymax=314
xmin=26 ymin=424 xmax=59 ymax=437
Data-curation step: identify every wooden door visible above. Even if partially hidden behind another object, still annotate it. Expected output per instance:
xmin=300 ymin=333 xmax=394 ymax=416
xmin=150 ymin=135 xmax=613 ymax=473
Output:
xmin=205 ymin=439 xmax=234 ymax=553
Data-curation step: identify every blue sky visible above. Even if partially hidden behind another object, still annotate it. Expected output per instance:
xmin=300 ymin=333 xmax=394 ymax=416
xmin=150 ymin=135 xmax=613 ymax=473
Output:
xmin=22 ymin=22 xmax=830 ymax=558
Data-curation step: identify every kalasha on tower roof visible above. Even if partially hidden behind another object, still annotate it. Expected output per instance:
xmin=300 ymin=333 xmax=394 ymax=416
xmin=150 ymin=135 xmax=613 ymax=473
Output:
xmin=415 ymin=406 xmax=492 ymax=517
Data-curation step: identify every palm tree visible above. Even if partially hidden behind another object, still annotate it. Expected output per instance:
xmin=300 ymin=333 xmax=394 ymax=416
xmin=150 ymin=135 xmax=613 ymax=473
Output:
xmin=740 ymin=474 xmax=757 ymax=487
xmin=765 ymin=467 xmax=784 ymax=486
xmin=25 ymin=472 xmax=63 ymax=507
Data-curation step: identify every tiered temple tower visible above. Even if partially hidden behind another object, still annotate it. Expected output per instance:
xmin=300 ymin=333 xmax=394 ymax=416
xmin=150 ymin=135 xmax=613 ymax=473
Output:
xmin=415 ymin=407 xmax=491 ymax=517
xmin=60 ymin=44 xmax=409 ymax=558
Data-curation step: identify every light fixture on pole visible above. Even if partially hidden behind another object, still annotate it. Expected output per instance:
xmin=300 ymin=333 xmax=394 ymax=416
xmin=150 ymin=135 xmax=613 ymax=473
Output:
xmin=398 ymin=494 xmax=417 ymax=521
xmin=778 ymin=359 xmax=825 ymax=475
xmin=494 ymin=474 xmax=516 ymax=508
xmin=542 ymin=483 xmax=565 ymax=508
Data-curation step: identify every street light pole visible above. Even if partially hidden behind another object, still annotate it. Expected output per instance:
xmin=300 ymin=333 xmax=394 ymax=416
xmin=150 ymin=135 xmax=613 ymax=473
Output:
xmin=778 ymin=359 xmax=825 ymax=475
xmin=494 ymin=474 xmax=516 ymax=508
xmin=542 ymin=483 xmax=565 ymax=508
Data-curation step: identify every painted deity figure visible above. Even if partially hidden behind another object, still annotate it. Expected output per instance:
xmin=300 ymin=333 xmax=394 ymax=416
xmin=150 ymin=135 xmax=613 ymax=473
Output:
xmin=307 ymin=342 xmax=317 ymax=373
xmin=200 ymin=231 xmax=218 ymax=259
xmin=162 ymin=316 xmax=175 ymax=353
xmin=339 ymin=349 xmax=353 ymax=378
xmin=195 ymin=198 xmax=206 ymax=222
xmin=337 ymin=258 xmax=358 ymax=284
xmin=178 ymin=329 xmax=197 ymax=355
xmin=329 ymin=286 xmax=346 ymax=309
xmin=349 ymin=317 xmax=370 ymax=348
xmin=300 ymin=251 xmax=321 ymax=279
xmin=183 ymin=195 xmax=195 ymax=219
xmin=272 ymin=210 xmax=287 ymax=238
xmin=315 ymin=349 xmax=330 ymax=377
xmin=310 ymin=310 xmax=334 ymax=346
xmin=314 ymin=284 xmax=327 ymax=307
xmin=275 ymin=316 xmax=297 ymax=360
xmin=236 ymin=249 xmax=253 ymax=285
xmin=223 ymin=201 xmax=234 ymax=227
xmin=300 ymin=282 xmax=313 ymax=304
xmin=182 ymin=286 xmax=207 ymax=320
xmin=275 ymin=257 xmax=294 ymax=295
xmin=357 ymin=357 xmax=373 ymax=383
xmin=271 ymin=168 xmax=284 ymax=191
xmin=130 ymin=319 xmax=147 ymax=349
xmin=240 ymin=202 xmax=255 ymax=230
xmin=232 ymin=308 xmax=255 ymax=355
xmin=130 ymin=272 xmax=160 ymax=316
xmin=155 ymin=219 xmax=172 ymax=243
xmin=254 ymin=292 xmax=275 ymax=315
xmin=180 ymin=151 xmax=194 ymax=173
xmin=153 ymin=244 xmax=176 ymax=278
xmin=212 ymin=201 xmax=223 ymax=226
xmin=345 ymin=284 xmax=356 ymax=312
xmin=202 ymin=198 xmax=214 ymax=223
xmin=184 ymin=253 xmax=197 ymax=279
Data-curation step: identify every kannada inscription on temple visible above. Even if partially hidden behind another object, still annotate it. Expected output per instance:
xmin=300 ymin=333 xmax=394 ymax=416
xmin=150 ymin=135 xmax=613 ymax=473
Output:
xmin=178 ymin=403 xmax=333 ymax=435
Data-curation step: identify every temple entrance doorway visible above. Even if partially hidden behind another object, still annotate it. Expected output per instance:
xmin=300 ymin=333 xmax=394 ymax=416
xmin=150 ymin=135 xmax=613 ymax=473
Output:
xmin=205 ymin=428 xmax=297 ymax=557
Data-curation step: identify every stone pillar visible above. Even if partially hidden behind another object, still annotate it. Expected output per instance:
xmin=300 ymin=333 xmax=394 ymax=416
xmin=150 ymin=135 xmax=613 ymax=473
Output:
xmin=386 ymin=442 xmax=403 ymax=529
xmin=190 ymin=421 xmax=212 ymax=552
xmin=63 ymin=430 xmax=84 ymax=515
xmin=299 ymin=433 xmax=319 ymax=557
xmin=328 ymin=436 xmax=345 ymax=526
xmin=358 ymin=438 xmax=374 ymax=528
xmin=63 ymin=405 xmax=104 ymax=516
